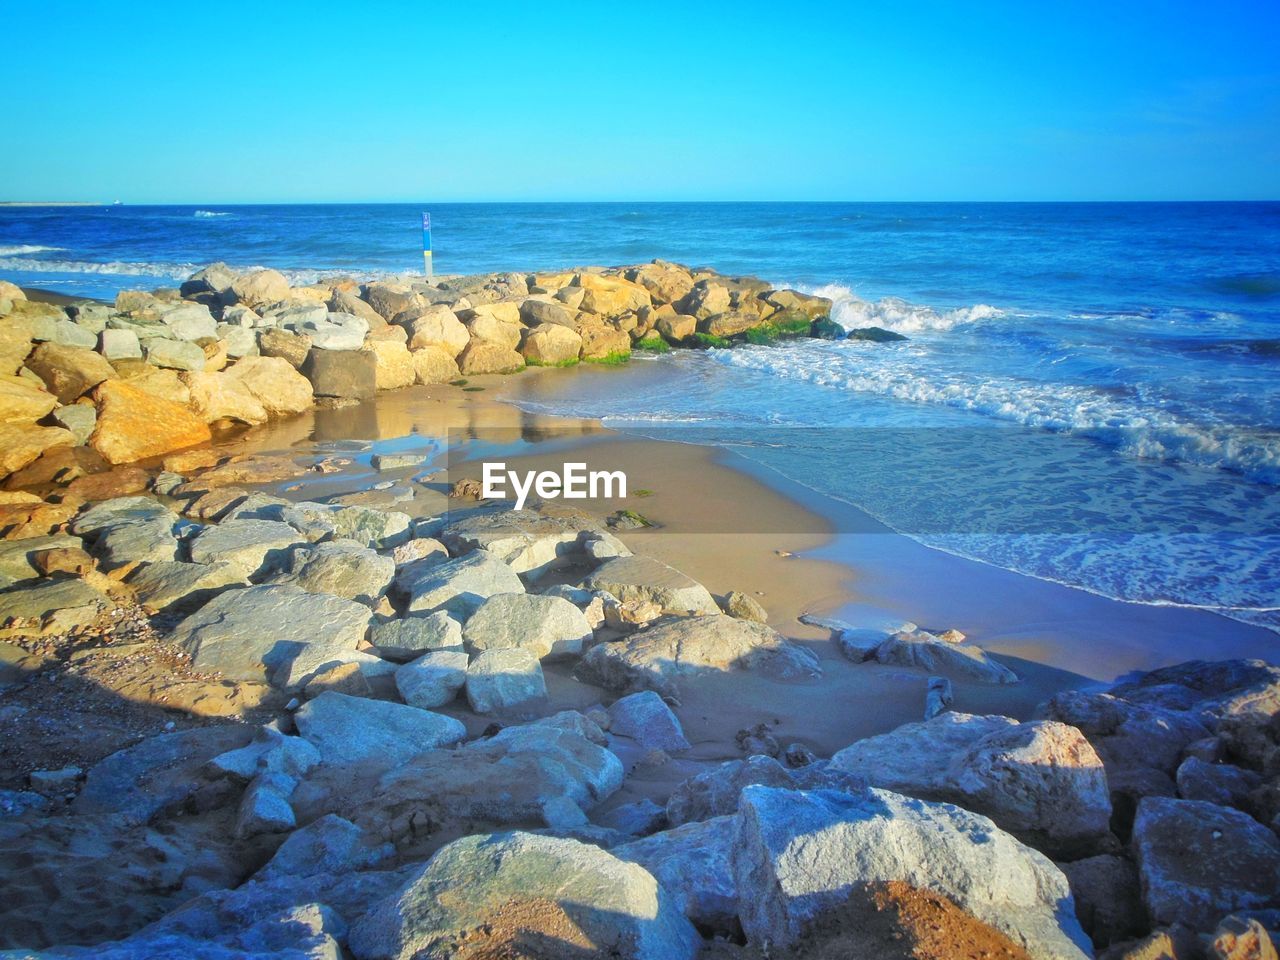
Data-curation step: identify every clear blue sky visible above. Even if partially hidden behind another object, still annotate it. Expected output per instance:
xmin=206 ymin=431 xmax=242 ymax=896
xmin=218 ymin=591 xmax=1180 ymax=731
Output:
xmin=5 ymin=0 xmax=1278 ymax=202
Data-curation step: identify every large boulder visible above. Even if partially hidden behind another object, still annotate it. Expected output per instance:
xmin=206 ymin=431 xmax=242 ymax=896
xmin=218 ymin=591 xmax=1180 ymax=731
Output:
xmin=1132 ymin=796 xmax=1280 ymax=931
xmin=608 ymin=690 xmax=691 ymax=753
xmin=188 ymin=518 xmax=306 ymax=579
xmin=348 ymin=831 xmax=699 ymax=960
xmin=830 ymin=712 xmax=1112 ymax=855
xmin=575 ymin=274 xmax=652 ymax=317
xmin=665 ymin=754 xmax=864 ymax=826
xmin=228 ymin=268 xmax=290 ymax=307
xmin=281 ymin=502 xmax=411 ymax=549
xmin=875 ymin=628 xmax=1018 ymax=683
xmin=613 ymin=817 xmax=738 ymax=932
xmin=521 ymin=323 xmax=582 ymax=364
xmin=733 ymin=785 xmax=1091 ymax=959
xmin=169 ymin=583 xmax=372 ymax=687
xmin=1109 ymin=658 xmax=1280 ymax=727
xmin=465 ymin=647 xmax=547 ymax=714
xmin=370 ymin=610 xmax=463 ymax=662
xmin=626 ymin=262 xmax=696 ymax=305
xmin=576 ymin=614 xmax=821 ymax=697
xmin=462 ymin=592 xmax=592 ymax=659
xmin=89 ymin=379 xmax=211 ymax=464
xmin=159 ymin=302 xmax=218 ymax=341
xmin=403 ymin=304 xmax=469 ymax=356
xmin=579 ymin=322 xmax=632 ymax=360
xmin=223 ymin=355 xmax=313 ymax=418
xmin=441 ymin=508 xmax=605 ymax=580
xmin=0 ymin=374 xmax=57 ymax=423
xmin=584 ymin=555 xmax=719 ymax=615
xmin=765 ymin=288 xmax=834 ymax=319
xmin=0 ymin=421 xmax=75 ymax=476
xmin=25 ymin=342 xmax=117 ymax=403
xmin=367 ymin=339 xmax=416 ymax=390
xmin=145 ymin=337 xmax=207 ymax=371
xmin=398 ymin=549 xmax=525 ymax=618
xmin=301 ymin=348 xmax=377 ymax=400
xmin=271 ymin=539 xmax=395 ymax=605
xmin=395 ymin=650 xmax=469 ymax=709
xmin=258 ymin=328 xmax=313 ymax=368
xmin=676 ymin=280 xmax=731 ymax=319
xmin=410 ymin=345 xmax=460 ymax=384
xmin=294 ymin=691 xmax=465 ymax=768
xmin=457 ymin=338 xmax=524 ymax=374
xmin=127 ymin=560 xmax=247 ymax=614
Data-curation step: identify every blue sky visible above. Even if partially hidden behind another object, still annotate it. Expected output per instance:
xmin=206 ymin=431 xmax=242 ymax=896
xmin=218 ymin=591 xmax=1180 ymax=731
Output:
xmin=4 ymin=0 xmax=1278 ymax=202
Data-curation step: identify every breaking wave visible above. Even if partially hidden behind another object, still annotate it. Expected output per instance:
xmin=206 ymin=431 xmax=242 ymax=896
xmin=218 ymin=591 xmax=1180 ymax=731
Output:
xmin=0 ymin=244 xmax=65 ymax=256
xmin=194 ymin=210 xmax=231 ymax=218
xmin=803 ymin=282 xmax=1003 ymax=333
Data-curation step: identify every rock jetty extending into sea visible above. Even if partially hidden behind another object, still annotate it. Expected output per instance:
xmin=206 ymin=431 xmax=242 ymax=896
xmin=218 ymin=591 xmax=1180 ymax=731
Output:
xmin=0 ymin=260 xmax=878 ymax=482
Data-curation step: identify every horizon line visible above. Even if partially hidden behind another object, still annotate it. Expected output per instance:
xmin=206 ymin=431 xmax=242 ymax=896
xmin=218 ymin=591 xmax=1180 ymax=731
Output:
xmin=3 ymin=198 xmax=1279 ymax=207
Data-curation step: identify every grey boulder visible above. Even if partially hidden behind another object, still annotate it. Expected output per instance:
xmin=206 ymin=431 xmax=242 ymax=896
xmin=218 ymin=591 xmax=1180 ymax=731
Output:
xmin=294 ymin=691 xmax=465 ymax=768
xmin=462 ymin=591 xmax=592 ymax=659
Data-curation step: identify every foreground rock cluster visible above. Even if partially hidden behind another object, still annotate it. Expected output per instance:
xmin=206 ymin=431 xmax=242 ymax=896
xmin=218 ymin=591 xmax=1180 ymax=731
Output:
xmin=0 ymin=262 xmax=842 ymax=482
xmin=1 ymin=470 xmax=1278 ymax=956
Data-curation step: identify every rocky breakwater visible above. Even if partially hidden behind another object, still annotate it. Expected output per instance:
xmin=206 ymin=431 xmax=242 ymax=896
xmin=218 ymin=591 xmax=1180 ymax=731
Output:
xmin=0 ymin=478 xmax=1277 ymax=957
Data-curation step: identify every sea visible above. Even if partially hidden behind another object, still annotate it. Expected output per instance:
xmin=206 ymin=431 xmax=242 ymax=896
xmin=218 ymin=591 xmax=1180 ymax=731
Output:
xmin=2 ymin=201 xmax=1278 ymax=632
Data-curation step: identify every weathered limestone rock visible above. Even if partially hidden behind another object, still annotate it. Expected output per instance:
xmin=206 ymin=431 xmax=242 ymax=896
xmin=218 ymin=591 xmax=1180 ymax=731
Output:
xmin=0 ymin=576 xmax=108 ymax=623
xmin=271 ymin=539 xmax=395 ymax=605
xmin=25 ymin=342 xmax=117 ymax=403
xmin=462 ymin=592 xmax=593 ymax=659
xmin=579 ymin=322 xmax=632 ymax=360
xmin=301 ymin=347 xmax=376 ymax=399
xmin=145 ymin=337 xmax=207 ymax=371
xmin=258 ymin=327 xmax=312 ymax=368
xmin=465 ymin=647 xmax=547 ymax=714
xmin=585 ymin=555 xmax=719 ymax=615
xmin=733 ymin=785 xmax=1091 ymax=959
xmin=457 ymin=338 xmax=524 ymax=374
xmin=362 ymin=282 xmax=419 ymax=321
xmin=395 ymin=649 xmax=469 ymax=708
xmin=294 ymin=690 xmax=465 ymax=768
xmin=613 ymin=817 xmax=738 ymax=933
xmin=577 ymin=614 xmax=820 ymax=697
xmin=404 ymin=305 xmax=469 ymax=355
xmin=408 ymin=345 xmax=458 ymax=384
xmin=520 ymin=296 xmax=574 ymax=328
xmin=367 ymin=339 xmax=416 ymax=390
xmin=159 ymin=302 xmax=218 ymax=341
xmin=575 ymin=274 xmax=652 ymax=317
xmin=399 ymin=549 xmax=525 ymax=617
xmin=89 ymin=380 xmax=211 ymax=464
xmin=521 ymin=323 xmax=582 ymax=364
xmin=722 ymin=589 xmax=767 ymax=622
xmin=1132 ymin=796 xmax=1280 ymax=930
xmin=656 ymin=313 xmax=696 ymax=342
xmin=0 ymin=374 xmax=57 ymax=423
xmin=0 ymin=421 xmax=75 ymax=476
xmin=228 ymin=268 xmax=290 ymax=307
xmin=348 ymin=831 xmax=700 ymax=960
xmin=50 ymin=402 xmax=95 ymax=444
xmin=188 ymin=518 xmax=306 ymax=579
xmin=876 ymin=628 xmax=1018 ymax=683
xmin=295 ymin=311 xmax=369 ymax=351
xmin=127 ymin=560 xmax=248 ymax=614
xmin=626 ymin=262 xmax=697 ymax=305
xmin=608 ymin=690 xmax=691 ymax=752
xmin=371 ymin=611 xmax=463 ymax=662
xmin=665 ymin=755 xmax=864 ymax=826
xmin=170 ymin=583 xmax=372 ymax=686
xmin=677 ymin=281 xmax=731 ymax=319
xmin=765 ymin=288 xmax=834 ymax=319
xmin=222 ymin=355 xmax=313 ymax=418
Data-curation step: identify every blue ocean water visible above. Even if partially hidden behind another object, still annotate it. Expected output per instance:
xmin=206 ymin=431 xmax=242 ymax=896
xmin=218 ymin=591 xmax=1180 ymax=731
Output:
xmin=2 ymin=202 xmax=1278 ymax=628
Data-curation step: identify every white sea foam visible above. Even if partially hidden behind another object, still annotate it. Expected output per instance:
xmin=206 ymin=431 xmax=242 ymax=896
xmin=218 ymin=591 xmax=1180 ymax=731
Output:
xmin=194 ymin=210 xmax=231 ymax=218
xmin=0 ymin=244 xmax=65 ymax=256
xmin=0 ymin=255 xmax=200 ymax=279
xmin=802 ymin=283 xmax=1003 ymax=333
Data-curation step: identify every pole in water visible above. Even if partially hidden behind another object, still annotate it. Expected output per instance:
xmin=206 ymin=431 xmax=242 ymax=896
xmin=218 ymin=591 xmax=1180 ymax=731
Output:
xmin=421 ymin=211 xmax=433 ymax=281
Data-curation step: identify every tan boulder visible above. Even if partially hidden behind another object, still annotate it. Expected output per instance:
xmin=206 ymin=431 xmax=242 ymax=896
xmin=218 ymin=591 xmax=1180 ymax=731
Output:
xmin=575 ymin=274 xmax=651 ymax=317
xmin=412 ymin=345 xmax=462 ymax=384
xmin=329 ymin=288 xmax=385 ymax=327
xmin=368 ymin=340 xmax=416 ymax=390
xmin=626 ymin=262 xmax=695 ymax=305
xmin=0 ymin=315 xmax=34 ymax=374
xmin=554 ymin=287 xmax=586 ymax=311
xmin=0 ymin=280 xmax=26 ymax=303
xmin=458 ymin=301 xmax=523 ymax=327
xmin=228 ymin=269 xmax=290 ymax=308
xmin=701 ymin=312 xmax=762 ymax=337
xmin=657 ymin=313 xmax=697 ymax=342
xmin=677 ymin=281 xmax=731 ymax=320
xmin=529 ymin=270 xmax=577 ymax=291
xmin=89 ymin=380 xmax=211 ymax=464
xmin=457 ymin=340 xmax=525 ymax=375
xmin=0 ymin=422 xmax=76 ymax=477
xmin=182 ymin=370 xmax=267 ymax=424
xmin=462 ymin=315 xmax=522 ymax=350
xmin=579 ymin=323 xmax=632 ymax=361
xmin=521 ymin=324 xmax=582 ymax=365
xmin=227 ymin=356 xmax=313 ymax=417
xmin=25 ymin=343 xmax=118 ymax=404
xmin=405 ymin=305 xmax=469 ymax=356
xmin=0 ymin=375 xmax=58 ymax=424
xmin=765 ymin=288 xmax=833 ymax=320
xmin=118 ymin=366 xmax=191 ymax=405
xmin=258 ymin=328 xmax=312 ymax=368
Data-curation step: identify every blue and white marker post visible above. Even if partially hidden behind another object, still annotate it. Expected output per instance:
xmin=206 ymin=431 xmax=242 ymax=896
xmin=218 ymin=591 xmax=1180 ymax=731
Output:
xmin=421 ymin=211 xmax=433 ymax=281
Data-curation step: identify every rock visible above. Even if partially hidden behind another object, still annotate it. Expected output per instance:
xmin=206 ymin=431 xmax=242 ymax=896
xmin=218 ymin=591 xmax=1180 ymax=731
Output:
xmin=403 ymin=305 xmax=469 ymax=356
xmin=1110 ymin=659 xmax=1280 ymax=726
xmin=208 ymin=355 xmax=313 ymax=420
xmin=29 ymin=545 xmax=94 ymax=577
xmin=89 ymin=379 xmax=211 ymax=464
xmin=575 ymin=274 xmax=652 ymax=317
xmin=520 ymin=296 xmax=574 ymax=328
xmin=722 ymin=589 xmax=767 ymax=622
xmin=666 ymin=754 xmax=862 ymax=826
xmin=228 ymin=268 xmax=290 ymax=307
xmin=521 ymin=323 xmax=583 ymax=364
xmin=73 ymin=725 xmax=253 ymax=822
xmin=576 ymin=614 xmax=821 ymax=698
xmin=25 ymin=342 xmax=117 ymax=403
xmin=295 ymin=690 xmax=465 ymax=768
xmin=347 ymin=831 xmax=699 ymax=960
xmin=145 ymin=337 xmax=207 ymax=371
xmin=462 ymin=592 xmax=593 ymax=659
xmin=362 ymin=282 xmax=419 ymax=321
xmin=441 ymin=508 xmax=605 ymax=580
xmin=847 ymin=325 xmax=909 ymax=342
xmin=272 ymin=539 xmax=395 ymax=605
xmin=181 ymin=262 xmax=237 ymax=298
xmin=0 ymin=576 xmax=108 ymax=624
xmin=188 ymin=518 xmax=306 ymax=579
xmin=27 ymin=765 xmax=81 ymax=796
xmin=1060 ymin=854 xmax=1146 ymax=948
xmin=924 ymin=675 xmax=954 ymax=719
xmin=701 ymin=310 xmax=761 ymax=337
xmin=281 ymin=502 xmax=411 ymax=549
xmin=370 ymin=611 xmax=463 ymax=661
xmin=585 ymin=555 xmax=719 ymax=615
xmin=236 ymin=771 xmax=297 ymax=837
xmin=457 ymin=338 xmax=524 ymax=374
xmin=830 ymin=712 xmax=1110 ymax=855
xmin=579 ymin=322 xmax=632 ymax=360
xmin=733 ymin=785 xmax=1091 ymax=959
xmin=258 ymin=327 xmax=313 ymax=368
xmin=1209 ymin=915 xmax=1279 ymax=960
xmin=0 ymin=789 xmax=51 ymax=818
xmin=395 ymin=650 xmax=469 ymax=708
xmin=1132 ymin=796 xmax=1280 ymax=930
xmin=90 ymin=511 xmax=180 ymax=567
xmin=626 ymin=262 xmax=696 ymax=305
xmin=367 ymin=339 xmax=415 ymax=390
xmin=160 ymin=302 xmax=218 ymax=341
xmin=207 ymin=726 xmax=321 ymax=782
xmin=301 ymin=347 xmax=377 ymax=399
xmin=399 ymin=549 xmax=525 ymax=618
xmin=304 ymin=661 xmax=372 ymax=698
xmin=170 ymin=583 xmax=372 ymax=687
xmin=614 ymin=816 xmax=738 ymax=932
xmin=465 ymin=647 xmax=547 ymax=714
xmin=1176 ymin=756 xmax=1262 ymax=809
xmin=765 ymin=288 xmax=833 ymax=319
xmin=876 ymin=628 xmax=1019 ymax=683
xmin=597 ymin=798 xmax=668 ymax=837
xmin=677 ymin=280 xmax=732 ymax=319
xmin=50 ymin=402 xmax=95 ymax=444
xmin=117 ymin=364 xmax=191 ymax=404
xmin=656 ymin=313 xmax=696 ymax=342
xmin=608 ymin=691 xmax=691 ymax=752
xmin=410 ymin=344 xmax=460 ymax=384
xmin=0 ymin=374 xmax=57 ymax=423
xmin=0 ymin=421 xmax=75 ymax=476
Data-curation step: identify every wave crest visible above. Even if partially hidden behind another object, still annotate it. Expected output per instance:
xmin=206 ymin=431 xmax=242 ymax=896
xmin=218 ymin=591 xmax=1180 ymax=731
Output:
xmin=194 ymin=210 xmax=231 ymax=218
xmin=0 ymin=244 xmax=65 ymax=256
xmin=803 ymin=283 xmax=1002 ymax=333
